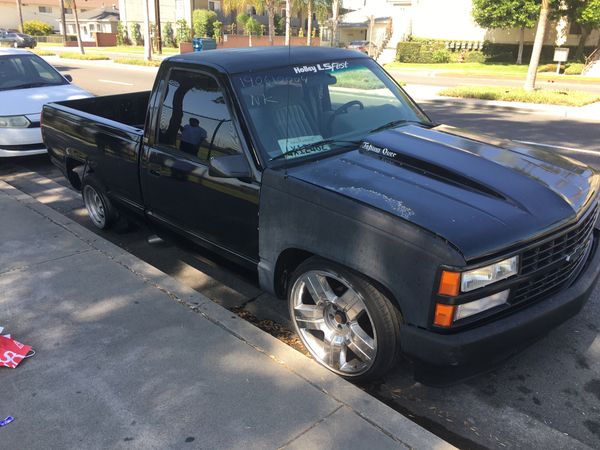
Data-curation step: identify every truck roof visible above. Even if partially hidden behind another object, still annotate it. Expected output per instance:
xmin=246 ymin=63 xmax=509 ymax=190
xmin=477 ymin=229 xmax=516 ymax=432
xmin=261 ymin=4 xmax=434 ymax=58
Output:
xmin=167 ymin=46 xmax=369 ymax=74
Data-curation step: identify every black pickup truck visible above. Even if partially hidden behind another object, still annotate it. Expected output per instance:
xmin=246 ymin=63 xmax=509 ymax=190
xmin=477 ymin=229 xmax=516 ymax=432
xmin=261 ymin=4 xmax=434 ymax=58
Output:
xmin=42 ymin=47 xmax=600 ymax=382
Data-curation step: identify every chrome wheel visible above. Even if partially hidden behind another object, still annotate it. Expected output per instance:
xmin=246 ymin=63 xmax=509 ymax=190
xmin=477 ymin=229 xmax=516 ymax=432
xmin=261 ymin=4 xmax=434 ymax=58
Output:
xmin=83 ymin=185 xmax=106 ymax=228
xmin=290 ymin=270 xmax=377 ymax=376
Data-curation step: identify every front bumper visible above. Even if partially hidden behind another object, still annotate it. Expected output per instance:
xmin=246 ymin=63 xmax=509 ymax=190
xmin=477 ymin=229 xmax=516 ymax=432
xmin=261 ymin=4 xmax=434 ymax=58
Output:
xmin=401 ymin=230 xmax=600 ymax=369
xmin=0 ymin=121 xmax=45 ymax=157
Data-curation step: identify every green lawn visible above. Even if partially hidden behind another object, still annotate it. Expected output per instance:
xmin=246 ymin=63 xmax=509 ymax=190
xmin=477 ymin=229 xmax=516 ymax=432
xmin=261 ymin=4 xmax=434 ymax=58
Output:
xmin=438 ymin=85 xmax=600 ymax=106
xmin=385 ymin=62 xmax=600 ymax=83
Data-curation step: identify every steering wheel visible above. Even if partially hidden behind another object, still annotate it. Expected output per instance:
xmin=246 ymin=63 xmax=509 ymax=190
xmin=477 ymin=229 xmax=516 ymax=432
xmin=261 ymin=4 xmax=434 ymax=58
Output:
xmin=326 ymin=100 xmax=364 ymax=135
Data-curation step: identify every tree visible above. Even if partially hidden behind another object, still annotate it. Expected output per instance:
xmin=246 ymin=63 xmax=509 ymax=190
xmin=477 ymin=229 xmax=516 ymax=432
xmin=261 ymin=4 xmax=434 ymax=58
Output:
xmin=472 ymin=0 xmax=540 ymax=64
xmin=176 ymin=19 xmax=191 ymax=43
xmin=163 ymin=22 xmax=176 ymax=47
xmin=575 ymin=0 xmax=600 ymax=57
xmin=213 ymin=20 xmax=223 ymax=42
xmin=193 ymin=9 xmax=218 ymax=38
xmin=15 ymin=0 xmax=24 ymax=33
xmin=69 ymin=0 xmax=85 ymax=55
xmin=143 ymin=0 xmax=152 ymax=60
xmin=524 ymin=0 xmax=551 ymax=90
xmin=330 ymin=0 xmax=340 ymax=47
xmin=285 ymin=0 xmax=291 ymax=45
xmin=59 ymin=0 xmax=67 ymax=44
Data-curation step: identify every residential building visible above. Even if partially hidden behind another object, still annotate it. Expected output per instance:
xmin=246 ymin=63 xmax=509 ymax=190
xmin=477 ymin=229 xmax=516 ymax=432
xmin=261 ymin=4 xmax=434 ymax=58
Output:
xmin=60 ymin=6 xmax=119 ymax=42
xmin=322 ymin=0 xmax=600 ymax=63
xmin=0 ymin=0 xmax=106 ymax=32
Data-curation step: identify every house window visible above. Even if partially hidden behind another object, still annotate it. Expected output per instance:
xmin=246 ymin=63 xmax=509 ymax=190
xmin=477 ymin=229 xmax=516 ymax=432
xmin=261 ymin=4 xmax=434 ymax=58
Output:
xmin=64 ymin=7 xmax=73 ymax=14
xmin=208 ymin=1 xmax=220 ymax=11
xmin=90 ymin=24 xmax=95 ymax=32
xmin=38 ymin=6 xmax=52 ymax=13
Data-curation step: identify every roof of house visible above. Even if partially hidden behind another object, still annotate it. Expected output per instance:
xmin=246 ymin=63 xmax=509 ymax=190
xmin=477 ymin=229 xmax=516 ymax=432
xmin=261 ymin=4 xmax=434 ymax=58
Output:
xmin=168 ymin=46 xmax=370 ymax=74
xmin=64 ymin=7 xmax=119 ymax=22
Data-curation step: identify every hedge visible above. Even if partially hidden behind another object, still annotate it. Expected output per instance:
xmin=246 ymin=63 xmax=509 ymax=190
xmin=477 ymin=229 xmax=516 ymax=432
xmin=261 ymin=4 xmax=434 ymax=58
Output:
xmin=396 ymin=40 xmax=446 ymax=63
xmin=482 ymin=43 xmax=596 ymax=63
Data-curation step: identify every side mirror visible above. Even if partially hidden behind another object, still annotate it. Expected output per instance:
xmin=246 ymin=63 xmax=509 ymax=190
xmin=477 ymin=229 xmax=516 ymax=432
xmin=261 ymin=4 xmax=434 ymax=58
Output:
xmin=64 ymin=74 xmax=73 ymax=82
xmin=209 ymin=154 xmax=252 ymax=180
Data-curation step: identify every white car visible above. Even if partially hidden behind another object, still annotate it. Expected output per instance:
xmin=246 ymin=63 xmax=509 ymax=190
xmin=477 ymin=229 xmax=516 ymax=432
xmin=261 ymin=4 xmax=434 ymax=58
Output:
xmin=0 ymin=49 xmax=90 ymax=157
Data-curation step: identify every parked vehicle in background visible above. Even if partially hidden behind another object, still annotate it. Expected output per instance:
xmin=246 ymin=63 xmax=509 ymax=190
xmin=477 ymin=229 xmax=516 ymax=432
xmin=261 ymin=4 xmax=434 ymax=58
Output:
xmin=347 ymin=40 xmax=371 ymax=54
xmin=0 ymin=32 xmax=37 ymax=49
xmin=42 ymin=47 xmax=600 ymax=383
xmin=0 ymin=49 xmax=90 ymax=157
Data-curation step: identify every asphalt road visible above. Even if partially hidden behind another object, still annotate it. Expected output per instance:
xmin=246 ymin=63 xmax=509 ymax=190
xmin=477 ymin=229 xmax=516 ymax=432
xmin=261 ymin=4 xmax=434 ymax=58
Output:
xmin=6 ymin=59 xmax=600 ymax=449
xmin=391 ymin=71 xmax=600 ymax=94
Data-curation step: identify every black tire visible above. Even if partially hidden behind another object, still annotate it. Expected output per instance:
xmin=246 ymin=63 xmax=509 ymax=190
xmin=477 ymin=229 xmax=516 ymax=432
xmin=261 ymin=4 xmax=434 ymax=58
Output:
xmin=81 ymin=174 xmax=119 ymax=230
xmin=288 ymin=257 xmax=402 ymax=382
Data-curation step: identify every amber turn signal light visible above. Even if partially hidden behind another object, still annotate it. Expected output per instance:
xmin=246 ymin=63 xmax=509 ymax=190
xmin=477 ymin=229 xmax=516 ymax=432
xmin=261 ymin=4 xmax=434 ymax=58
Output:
xmin=434 ymin=303 xmax=455 ymax=327
xmin=438 ymin=270 xmax=460 ymax=297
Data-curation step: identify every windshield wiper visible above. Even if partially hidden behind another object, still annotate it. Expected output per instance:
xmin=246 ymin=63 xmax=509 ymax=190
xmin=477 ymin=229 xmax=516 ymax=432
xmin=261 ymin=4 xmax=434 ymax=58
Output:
xmin=369 ymin=119 xmax=431 ymax=135
xmin=269 ymin=139 xmax=360 ymax=162
xmin=9 ymin=82 xmax=53 ymax=90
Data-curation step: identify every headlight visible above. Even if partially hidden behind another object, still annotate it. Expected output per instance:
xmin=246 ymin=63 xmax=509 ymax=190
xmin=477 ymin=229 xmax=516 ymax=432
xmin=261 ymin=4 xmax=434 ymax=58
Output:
xmin=455 ymin=290 xmax=509 ymax=321
xmin=460 ymin=256 xmax=519 ymax=292
xmin=0 ymin=115 xmax=31 ymax=128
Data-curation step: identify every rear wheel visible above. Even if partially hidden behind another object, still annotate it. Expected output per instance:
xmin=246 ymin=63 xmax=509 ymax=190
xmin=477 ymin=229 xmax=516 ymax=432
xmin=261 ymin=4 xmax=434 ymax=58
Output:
xmin=288 ymin=258 xmax=401 ymax=382
xmin=82 ymin=174 xmax=118 ymax=230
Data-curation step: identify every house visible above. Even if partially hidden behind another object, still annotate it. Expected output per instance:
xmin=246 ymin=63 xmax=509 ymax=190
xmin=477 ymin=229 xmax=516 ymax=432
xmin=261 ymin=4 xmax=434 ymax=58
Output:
xmin=60 ymin=6 xmax=119 ymax=42
xmin=0 ymin=0 xmax=106 ymax=32
xmin=322 ymin=0 xmax=600 ymax=63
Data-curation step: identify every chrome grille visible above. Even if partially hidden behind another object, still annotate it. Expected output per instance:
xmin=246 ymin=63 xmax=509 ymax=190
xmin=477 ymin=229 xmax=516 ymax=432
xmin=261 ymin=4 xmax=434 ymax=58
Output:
xmin=511 ymin=203 xmax=598 ymax=305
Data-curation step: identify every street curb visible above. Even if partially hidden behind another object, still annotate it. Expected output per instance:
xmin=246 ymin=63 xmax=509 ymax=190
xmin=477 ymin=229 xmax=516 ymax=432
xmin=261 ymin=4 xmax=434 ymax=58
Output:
xmin=0 ymin=179 xmax=455 ymax=450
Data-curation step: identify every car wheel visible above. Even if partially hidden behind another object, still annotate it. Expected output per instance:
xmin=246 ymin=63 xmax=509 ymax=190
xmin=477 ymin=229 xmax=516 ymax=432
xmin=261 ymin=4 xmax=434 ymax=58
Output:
xmin=82 ymin=174 xmax=118 ymax=230
xmin=288 ymin=257 xmax=401 ymax=382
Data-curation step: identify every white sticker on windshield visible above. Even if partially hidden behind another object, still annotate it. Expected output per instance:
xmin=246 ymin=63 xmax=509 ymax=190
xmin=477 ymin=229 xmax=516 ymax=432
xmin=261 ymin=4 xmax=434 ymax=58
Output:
xmin=277 ymin=135 xmax=329 ymax=159
xmin=293 ymin=61 xmax=349 ymax=74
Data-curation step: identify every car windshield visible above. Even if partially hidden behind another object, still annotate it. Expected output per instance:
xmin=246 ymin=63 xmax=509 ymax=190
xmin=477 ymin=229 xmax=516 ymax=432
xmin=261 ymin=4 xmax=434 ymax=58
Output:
xmin=0 ymin=54 xmax=66 ymax=91
xmin=232 ymin=58 xmax=431 ymax=164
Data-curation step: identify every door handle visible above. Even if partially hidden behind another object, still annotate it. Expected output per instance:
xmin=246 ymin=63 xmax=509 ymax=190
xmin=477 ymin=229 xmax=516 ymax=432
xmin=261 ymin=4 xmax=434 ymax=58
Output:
xmin=149 ymin=169 xmax=161 ymax=177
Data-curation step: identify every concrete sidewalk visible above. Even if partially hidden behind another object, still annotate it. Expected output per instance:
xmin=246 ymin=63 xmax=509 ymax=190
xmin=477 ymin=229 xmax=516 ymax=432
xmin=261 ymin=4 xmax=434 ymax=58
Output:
xmin=0 ymin=180 xmax=453 ymax=450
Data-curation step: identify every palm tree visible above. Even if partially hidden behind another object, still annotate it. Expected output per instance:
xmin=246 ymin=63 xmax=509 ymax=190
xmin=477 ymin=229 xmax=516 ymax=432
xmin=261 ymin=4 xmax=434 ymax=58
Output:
xmin=223 ymin=0 xmax=254 ymax=34
xmin=15 ymin=0 xmax=24 ymax=33
xmin=292 ymin=0 xmax=313 ymax=45
xmin=59 ymin=0 xmax=67 ymax=44
xmin=67 ymin=0 xmax=85 ymax=55
xmin=524 ymin=0 xmax=550 ymax=91
xmin=330 ymin=0 xmax=339 ymax=47
xmin=285 ymin=0 xmax=291 ymax=45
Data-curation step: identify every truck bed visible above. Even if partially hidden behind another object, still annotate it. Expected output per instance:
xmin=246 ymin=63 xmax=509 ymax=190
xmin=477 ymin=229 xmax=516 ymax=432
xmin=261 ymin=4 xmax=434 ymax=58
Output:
xmin=41 ymin=91 xmax=151 ymax=209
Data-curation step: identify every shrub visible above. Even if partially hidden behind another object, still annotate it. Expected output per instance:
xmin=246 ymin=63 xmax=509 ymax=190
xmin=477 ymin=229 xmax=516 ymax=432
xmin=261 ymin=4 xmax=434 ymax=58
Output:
xmin=130 ymin=23 xmax=143 ymax=46
xmin=193 ymin=9 xmax=217 ymax=38
xmin=465 ymin=51 xmax=485 ymax=63
xmin=432 ymin=49 xmax=451 ymax=63
xmin=163 ymin=22 xmax=176 ymax=47
xmin=23 ymin=20 xmax=54 ymax=36
xmin=176 ymin=19 xmax=190 ymax=43
xmin=538 ymin=63 xmax=558 ymax=73
xmin=482 ymin=42 xmax=596 ymax=64
xmin=396 ymin=42 xmax=423 ymax=62
xmin=212 ymin=20 xmax=222 ymax=42
xmin=116 ymin=21 xmax=130 ymax=45
xmin=564 ymin=63 xmax=584 ymax=75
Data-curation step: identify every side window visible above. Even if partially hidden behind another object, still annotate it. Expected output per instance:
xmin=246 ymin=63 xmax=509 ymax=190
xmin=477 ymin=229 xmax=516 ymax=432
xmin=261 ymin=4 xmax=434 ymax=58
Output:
xmin=157 ymin=69 xmax=242 ymax=162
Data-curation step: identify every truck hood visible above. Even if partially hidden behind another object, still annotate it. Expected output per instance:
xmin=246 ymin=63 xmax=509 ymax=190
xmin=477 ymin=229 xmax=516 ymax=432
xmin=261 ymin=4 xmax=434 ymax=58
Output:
xmin=286 ymin=124 xmax=599 ymax=261
xmin=0 ymin=84 xmax=90 ymax=116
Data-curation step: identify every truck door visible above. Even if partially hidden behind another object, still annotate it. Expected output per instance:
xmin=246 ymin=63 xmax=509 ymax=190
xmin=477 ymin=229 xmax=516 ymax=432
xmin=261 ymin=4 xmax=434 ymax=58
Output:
xmin=141 ymin=68 xmax=259 ymax=262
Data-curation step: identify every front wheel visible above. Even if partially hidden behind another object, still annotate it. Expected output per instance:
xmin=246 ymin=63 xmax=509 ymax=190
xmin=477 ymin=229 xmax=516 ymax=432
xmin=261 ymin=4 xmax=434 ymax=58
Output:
xmin=288 ymin=258 xmax=401 ymax=382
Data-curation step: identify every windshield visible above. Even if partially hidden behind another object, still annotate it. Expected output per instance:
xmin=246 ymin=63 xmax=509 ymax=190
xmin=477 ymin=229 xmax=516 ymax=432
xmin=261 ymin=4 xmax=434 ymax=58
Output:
xmin=0 ymin=54 xmax=66 ymax=91
xmin=232 ymin=58 xmax=430 ymax=164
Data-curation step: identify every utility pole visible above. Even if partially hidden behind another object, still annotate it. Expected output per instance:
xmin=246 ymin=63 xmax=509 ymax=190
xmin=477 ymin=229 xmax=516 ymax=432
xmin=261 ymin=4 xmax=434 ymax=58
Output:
xmin=154 ymin=0 xmax=162 ymax=54
xmin=59 ymin=0 xmax=67 ymax=44
xmin=15 ymin=0 xmax=24 ymax=33
xmin=144 ymin=0 xmax=152 ymax=61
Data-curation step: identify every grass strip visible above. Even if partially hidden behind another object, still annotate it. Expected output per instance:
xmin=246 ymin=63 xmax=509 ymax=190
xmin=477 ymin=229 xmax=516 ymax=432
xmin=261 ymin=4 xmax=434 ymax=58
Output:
xmin=59 ymin=52 xmax=110 ymax=60
xmin=438 ymin=86 xmax=600 ymax=106
xmin=113 ymin=57 xmax=162 ymax=67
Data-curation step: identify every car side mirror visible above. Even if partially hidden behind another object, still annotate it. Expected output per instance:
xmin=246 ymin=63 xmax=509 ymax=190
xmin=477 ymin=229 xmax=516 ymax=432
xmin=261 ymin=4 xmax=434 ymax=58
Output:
xmin=209 ymin=154 xmax=252 ymax=181
xmin=64 ymin=74 xmax=73 ymax=82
